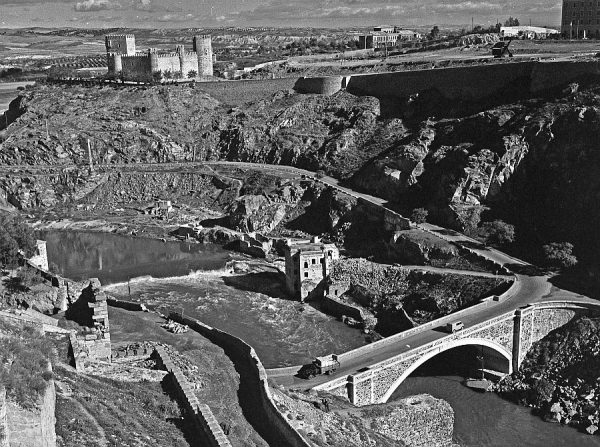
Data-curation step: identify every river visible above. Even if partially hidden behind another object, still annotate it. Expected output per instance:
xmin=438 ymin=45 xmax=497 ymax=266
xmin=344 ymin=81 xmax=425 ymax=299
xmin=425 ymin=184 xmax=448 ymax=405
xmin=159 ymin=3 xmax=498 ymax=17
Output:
xmin=41 ymin=230 xmax=600 ymax=446
xmin=40 ymin=230 xmax=368 ymax=367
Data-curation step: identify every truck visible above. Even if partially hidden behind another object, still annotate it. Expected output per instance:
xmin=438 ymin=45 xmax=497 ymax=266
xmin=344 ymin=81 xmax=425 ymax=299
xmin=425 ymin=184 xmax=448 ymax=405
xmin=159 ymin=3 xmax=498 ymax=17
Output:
xmin=445 ymin=321 xmax=464 ymax=333
xmin=298 ymin=354 xmax=340 ymax=379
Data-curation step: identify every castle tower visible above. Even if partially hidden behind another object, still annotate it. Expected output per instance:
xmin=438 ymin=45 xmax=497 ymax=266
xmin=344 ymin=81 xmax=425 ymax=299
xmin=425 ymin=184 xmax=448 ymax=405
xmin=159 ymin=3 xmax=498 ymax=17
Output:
xmin=107 ymin=53 xmax=122 ymax=76
xmin=176 ymin=44 xmax=186 ymax=77
xmin=148 ymin=48 xmax=159 ymax=81
xmin=193 ymin=35 xmax=213 ymax=77
xmin=105 ymin=34 xmax=136 ymax=55
xmin=105 ymin=34 xmax=135 ymax=77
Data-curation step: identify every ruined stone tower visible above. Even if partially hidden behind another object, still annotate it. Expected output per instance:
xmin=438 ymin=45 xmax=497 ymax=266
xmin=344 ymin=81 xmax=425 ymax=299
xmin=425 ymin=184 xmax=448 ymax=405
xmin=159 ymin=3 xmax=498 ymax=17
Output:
xmin=193 ymin=35 xmax=214 ymax=77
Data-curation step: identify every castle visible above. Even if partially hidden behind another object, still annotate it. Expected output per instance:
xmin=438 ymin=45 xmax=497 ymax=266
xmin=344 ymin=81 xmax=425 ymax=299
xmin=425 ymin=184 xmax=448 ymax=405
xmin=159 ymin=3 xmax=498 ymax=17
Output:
xmin=105 ymin=34 xmax=214 ymax=82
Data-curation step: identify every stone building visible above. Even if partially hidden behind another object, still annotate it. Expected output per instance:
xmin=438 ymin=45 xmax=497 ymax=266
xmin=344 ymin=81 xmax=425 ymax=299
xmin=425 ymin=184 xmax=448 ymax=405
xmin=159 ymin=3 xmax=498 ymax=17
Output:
xmin=284 ymin=237 xmax=339 ymax=301
xmin=358 ymin=26 xmax=422 ymax=49
xmin=28 ymin=240 xmax=48 ymax=271
xmin=561 ymin=0 xmax=600 ymax=38
xmin=105 ymin=34 xmax=214 ymax=82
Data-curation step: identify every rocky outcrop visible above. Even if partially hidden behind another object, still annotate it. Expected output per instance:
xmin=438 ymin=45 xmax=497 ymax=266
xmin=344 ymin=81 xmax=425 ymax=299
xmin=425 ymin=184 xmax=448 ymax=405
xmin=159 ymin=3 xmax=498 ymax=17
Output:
xmin=272 ymin=388 xmax=454 ymax=447
xmin=366 ymin=394 xmax=454 ymax=447
xmin=496 ymin=316 xmax=600 ymax=436
xmin=227 ymin=195 xmax=288 ymax=233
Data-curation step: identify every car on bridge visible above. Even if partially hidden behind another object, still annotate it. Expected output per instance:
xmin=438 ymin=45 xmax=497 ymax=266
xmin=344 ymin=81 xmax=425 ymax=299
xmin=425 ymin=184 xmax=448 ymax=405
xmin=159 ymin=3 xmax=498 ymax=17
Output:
xmin=445 ymin=321 xmax=465 ymax=333
xmin=298 ymin=354 xmax=340 ymax=379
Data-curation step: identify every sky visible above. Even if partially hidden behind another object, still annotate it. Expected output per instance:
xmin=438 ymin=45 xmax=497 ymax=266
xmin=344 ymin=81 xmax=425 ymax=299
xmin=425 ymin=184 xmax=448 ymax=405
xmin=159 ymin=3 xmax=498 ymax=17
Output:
xmin=0 ymin=0 xmax=564 ymax=29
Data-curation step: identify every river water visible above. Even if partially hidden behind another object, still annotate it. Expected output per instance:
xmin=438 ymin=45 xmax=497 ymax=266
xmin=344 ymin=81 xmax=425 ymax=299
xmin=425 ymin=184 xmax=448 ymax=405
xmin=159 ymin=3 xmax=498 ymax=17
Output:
xmin=40 ymin=230 xmax=368 ymax=367
xmin=42 ymin=230 xmax=600 ymax=446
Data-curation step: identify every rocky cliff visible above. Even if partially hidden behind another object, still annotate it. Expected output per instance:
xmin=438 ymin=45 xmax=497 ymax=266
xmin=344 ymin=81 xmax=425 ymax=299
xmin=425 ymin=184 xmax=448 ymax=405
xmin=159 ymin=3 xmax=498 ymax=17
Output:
xmin=3 ymin=79 xmax=600 ymax=271
xmin=496 ymin=315 xmax=600 ymax=436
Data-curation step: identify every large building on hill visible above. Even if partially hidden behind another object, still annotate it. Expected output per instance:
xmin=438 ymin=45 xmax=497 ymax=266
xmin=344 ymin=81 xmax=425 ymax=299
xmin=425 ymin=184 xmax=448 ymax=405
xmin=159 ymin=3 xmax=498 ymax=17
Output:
xmin=561 ymin=0 xmax=600 ymax=38
xmin=105 ymin=34 xmax=214 ymax=82
xmin=358 ymin=26 xmax=422 ymax=49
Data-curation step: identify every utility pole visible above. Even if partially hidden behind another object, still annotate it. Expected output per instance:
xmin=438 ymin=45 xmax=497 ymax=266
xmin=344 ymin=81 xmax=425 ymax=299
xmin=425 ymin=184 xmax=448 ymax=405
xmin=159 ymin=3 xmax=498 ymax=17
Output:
xmin=87 ymin=138 xmax=94 ymax=173
xmin=472 ymin=16 xmax=474 ymax=32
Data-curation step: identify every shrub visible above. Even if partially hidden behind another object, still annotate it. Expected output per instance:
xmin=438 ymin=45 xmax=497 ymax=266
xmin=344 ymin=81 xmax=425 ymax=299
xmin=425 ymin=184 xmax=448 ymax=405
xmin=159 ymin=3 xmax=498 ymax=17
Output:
xmin=479 ymin=220 xmax=515 ymax=246
xmin=542 ymin=242 xmax=578 ymax=269
xmin=410 ymin=208 xmax=429 ymax=224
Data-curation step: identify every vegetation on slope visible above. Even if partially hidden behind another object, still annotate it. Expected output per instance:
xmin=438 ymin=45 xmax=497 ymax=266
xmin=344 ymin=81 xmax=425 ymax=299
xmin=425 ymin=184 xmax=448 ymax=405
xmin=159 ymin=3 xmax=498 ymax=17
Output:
xmin=0 ymin=321 xmax=55 ymax=409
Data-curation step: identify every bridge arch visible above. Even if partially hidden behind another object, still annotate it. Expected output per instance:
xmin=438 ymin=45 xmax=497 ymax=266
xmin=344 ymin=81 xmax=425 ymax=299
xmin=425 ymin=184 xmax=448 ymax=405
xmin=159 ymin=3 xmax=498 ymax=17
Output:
xmin=378 ymin=337 xmax=512 ymax=404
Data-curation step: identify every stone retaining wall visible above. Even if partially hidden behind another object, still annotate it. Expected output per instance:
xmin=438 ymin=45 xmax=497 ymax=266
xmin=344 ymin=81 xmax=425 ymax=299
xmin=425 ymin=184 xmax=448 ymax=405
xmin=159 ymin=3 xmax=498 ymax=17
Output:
xmin=153 ymin=346 xmax=232 ymax=447
xmin=5 ymin=367 xmax=56 ymax=447
xmin=0 ymin=388 xmax=8 ymax=447
xmin=167 ymin=312 xmax=311 ymax=447
xmin=296 ymin=60 xmax=600 ymax=105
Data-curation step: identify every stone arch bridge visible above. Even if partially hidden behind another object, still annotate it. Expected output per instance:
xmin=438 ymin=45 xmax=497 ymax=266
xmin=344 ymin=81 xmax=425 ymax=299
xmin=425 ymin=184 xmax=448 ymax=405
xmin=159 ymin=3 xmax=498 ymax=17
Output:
xmin=313 ymin=301 xmax=600 ymax=407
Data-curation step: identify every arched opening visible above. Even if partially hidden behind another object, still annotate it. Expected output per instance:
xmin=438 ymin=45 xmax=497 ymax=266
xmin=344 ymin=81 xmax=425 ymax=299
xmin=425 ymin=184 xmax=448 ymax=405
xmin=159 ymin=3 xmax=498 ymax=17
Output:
xmin=380 ymin=338 xmax=512 ymax=404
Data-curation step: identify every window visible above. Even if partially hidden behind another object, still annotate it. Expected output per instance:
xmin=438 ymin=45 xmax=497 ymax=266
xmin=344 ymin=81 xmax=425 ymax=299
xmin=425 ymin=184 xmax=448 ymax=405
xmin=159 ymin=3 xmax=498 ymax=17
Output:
xmin=334 ymin=290 xmax=338 ymax=296
xmin=328 ymin=251 xmax=332 ymax=258
xmin=320 ymin=258 xmax=324 ymax=264
xmin=304 ymin=272 xmax=308 ymax=278
xmin=304 ymin=261 xmax=308 ymax=268
xmin=312 ymin=258 xmax=316 ymax=265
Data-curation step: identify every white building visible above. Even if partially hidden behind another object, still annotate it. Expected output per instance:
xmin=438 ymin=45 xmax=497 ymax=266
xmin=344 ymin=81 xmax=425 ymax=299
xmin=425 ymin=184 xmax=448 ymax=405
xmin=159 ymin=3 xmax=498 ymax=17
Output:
xmin=500 ymin=26 xmax=560 ymax=40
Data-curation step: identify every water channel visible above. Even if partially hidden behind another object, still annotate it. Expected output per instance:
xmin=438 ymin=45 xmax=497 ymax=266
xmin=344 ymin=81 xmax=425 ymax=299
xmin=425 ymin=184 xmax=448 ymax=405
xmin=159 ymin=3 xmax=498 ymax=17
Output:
xmin=42 ymin=230 xmax=600 ymax=447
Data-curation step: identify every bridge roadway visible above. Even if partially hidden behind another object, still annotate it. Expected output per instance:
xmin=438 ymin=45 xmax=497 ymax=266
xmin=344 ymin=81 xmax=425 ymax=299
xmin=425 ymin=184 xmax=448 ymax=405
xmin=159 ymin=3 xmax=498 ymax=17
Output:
xmin=1 ymin=159 xmax=597 ymax=386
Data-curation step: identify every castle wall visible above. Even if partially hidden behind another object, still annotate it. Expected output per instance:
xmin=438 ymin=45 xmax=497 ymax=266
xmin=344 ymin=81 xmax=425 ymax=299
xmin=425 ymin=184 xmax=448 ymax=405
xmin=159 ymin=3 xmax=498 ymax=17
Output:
xmin=121 ymin=55 xmax=152 ymax=82
xmin=180 ymin=53 xmax=199 ymax=78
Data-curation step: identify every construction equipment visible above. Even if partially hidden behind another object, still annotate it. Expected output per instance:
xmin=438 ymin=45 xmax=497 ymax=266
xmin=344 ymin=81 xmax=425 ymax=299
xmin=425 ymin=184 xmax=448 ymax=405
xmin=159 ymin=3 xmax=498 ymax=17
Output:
xmin=491 ymin=38 xmax=513 ymax=58
xmin=298 ymin=354 xmax=340 ymax=379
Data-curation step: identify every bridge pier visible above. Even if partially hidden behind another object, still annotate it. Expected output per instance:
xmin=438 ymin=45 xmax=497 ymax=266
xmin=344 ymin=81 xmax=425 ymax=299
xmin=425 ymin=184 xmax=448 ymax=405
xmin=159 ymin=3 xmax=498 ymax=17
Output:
xmin=349 ymin=372 xmax=374 ymax=406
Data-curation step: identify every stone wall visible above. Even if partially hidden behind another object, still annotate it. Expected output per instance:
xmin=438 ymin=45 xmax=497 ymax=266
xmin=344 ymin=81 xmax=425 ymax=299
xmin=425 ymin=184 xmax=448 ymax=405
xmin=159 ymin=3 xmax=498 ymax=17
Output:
xmin=293 ymin=76 xmax=344 ymax=95
xmin=321 ymin=294 xmax=366 ymax=322
xmin=0 ymin=388 xmax=8 ymax=447
xmin=297 ymin=60 xmax=600 ymax=114
xmin=167 ymin=312 xmax=311 ymax=447
xmin=5 ymin=369 xmax=56 ymax=447
xmin=153 ymin=346 xmax=232 ymax=447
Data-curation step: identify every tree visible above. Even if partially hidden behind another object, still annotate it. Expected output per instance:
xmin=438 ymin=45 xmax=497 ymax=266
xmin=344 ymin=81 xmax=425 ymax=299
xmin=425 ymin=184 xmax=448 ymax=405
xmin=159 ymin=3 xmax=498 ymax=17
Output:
xmin=479 ymin=220 xmax=515 ymax=246
xmin=458 ymin=206 xmax=483 ymax=234
xmin=429 ymin=25 xmax=440 ymax=40
xmin=171 ymin=71 xmax=182 ymax=80
xmin=163 ymin=70 xmax=172 ymax=79
xmin=504 ymin=17 xmax=520 ymax=27
xmin=542 ymin=242 xmax=578 ymax=269
xmin=0 ymin=213 xmax=35 ymax=267
xmin=187 ymin=70 xmax=197 ymax=79
xmin=152 ymin=70 xmax=162 ymax=83
xmin=410 ymin=208 xmax=429 ymax=224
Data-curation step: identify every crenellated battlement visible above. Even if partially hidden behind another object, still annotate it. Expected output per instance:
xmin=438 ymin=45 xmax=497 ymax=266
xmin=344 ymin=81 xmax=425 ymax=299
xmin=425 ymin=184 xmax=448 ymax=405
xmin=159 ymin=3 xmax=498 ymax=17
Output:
xmin=106 ymin=34 xmax=135 ymax=39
